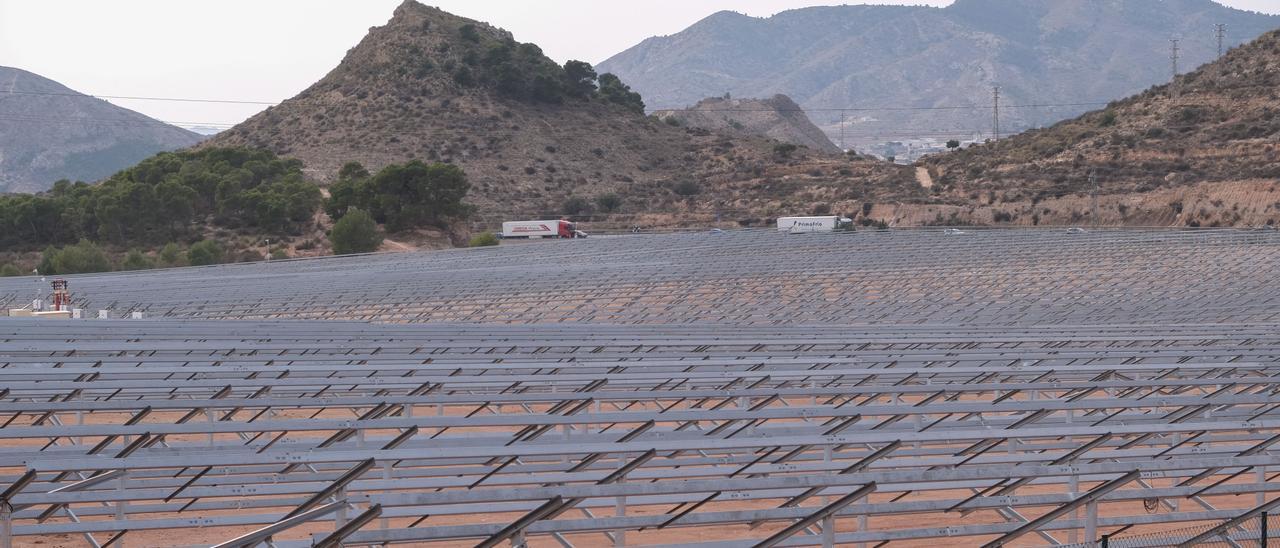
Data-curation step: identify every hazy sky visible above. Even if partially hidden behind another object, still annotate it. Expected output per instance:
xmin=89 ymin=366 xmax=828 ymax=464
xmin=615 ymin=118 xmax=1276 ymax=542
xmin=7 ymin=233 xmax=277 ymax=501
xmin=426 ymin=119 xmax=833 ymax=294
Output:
xmin=2 ymin=0 xmax=1279 ymax=129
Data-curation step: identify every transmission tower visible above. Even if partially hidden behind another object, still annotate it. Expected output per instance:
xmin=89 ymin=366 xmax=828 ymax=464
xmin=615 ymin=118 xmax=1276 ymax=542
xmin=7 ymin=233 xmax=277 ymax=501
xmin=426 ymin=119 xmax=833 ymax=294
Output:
xmin=1170 ymin=39 xmax=1181 ymax=99
xmin=1215 ymin=24 xmax=1227 ymax=59
xmin=992 ymin=86 xmax=1001 ymax=141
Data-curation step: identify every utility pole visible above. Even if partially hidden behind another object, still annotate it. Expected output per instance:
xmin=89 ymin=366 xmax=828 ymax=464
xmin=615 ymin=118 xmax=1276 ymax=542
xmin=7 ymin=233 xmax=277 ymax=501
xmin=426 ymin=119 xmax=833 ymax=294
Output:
xmin=1170 ymin=39 xmax=1181 ymax=99
xmin=1215 ymin=24 xmax=1227 ymax=59
xmin=840 ymin=111 xmax=846 ymax=151
xmin=992 ymin=86 xmax=1001 ymax=141
xmin=1090 ymin=172 xmax=1099 ymax=228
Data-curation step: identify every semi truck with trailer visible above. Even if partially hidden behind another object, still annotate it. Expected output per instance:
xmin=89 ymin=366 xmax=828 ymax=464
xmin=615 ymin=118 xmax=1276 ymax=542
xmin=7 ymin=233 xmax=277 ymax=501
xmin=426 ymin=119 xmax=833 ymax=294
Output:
xmin=776 ymin=216 xmax=853 ymax=233
xmin=500 ymin=220 xmax=587 ymax=239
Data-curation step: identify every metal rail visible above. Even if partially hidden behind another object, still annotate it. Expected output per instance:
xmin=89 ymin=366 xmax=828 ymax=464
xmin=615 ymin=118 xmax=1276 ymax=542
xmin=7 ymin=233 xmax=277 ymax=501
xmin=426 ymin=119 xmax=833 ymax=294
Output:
xmin=0 ymin=229 xmax=1277 ymax=546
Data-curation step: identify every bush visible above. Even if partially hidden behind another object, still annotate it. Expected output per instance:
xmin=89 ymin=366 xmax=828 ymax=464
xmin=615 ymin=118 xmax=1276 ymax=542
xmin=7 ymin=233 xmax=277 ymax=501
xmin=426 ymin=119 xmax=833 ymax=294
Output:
xmin=469 ymin=232 xmax=500 ymax=247
xmin=325 ymin=160 xmax=472 ymax=232
xmin=120 ymin=249 xmax=154 ymax=271
xmin=0 ymin=264 xmax=20 ymax=277
xmin=595 ymin=193 xmax=623 ymax=213
xmin=459 ymin=24 xmax=481 ymax=43
xmin=270 ymin=249 xmax=289 ymax=260
xmin=236 ymin=249 xmax=265 ymax=263
xmin=597 ymin=73 xmax=645 ymax=114
xmin=330 ymin=208 xmax=383 ymax=255
xmin=813 ymin=204 xmax=832 ymax=216
xmin=158 ymin=243 xmax=184 ymax=266
xmin=187 ymin=240 xmax=225 ymax=266
xmin=37 ymin=240 xmax=113 ymax=275
xmin=773 ymin=143 xmax=798 ymax=158
xmin=0 ymin=147 xmax=322 ymax=251
xmin=672 ymin=181 xmax=701 ymax=197
xmin=562 ymin=196 xmax=592 ymax=216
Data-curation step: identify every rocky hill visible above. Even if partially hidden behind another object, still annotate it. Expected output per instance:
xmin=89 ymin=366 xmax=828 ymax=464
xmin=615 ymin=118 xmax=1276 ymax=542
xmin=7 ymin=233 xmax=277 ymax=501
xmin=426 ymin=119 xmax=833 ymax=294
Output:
xmin=654 ymin=95 xmax=841 ymax=153
xmin=597 ymin=0 xmax=1280 ymax=149
xmin=207 ymin=1 xmax=921 ymax=226
xmin=917 ymin=27 xmax=1280 ymax=228
xmin=0 ymin=66 xmax=204 ymax=193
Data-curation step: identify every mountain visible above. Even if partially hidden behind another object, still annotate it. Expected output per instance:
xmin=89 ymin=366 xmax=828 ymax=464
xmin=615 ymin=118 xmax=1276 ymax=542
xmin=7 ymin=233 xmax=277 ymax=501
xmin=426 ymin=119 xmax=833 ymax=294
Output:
xmin=915 ymin=26 xmax=1280 ymax=227
xmin=206 ymin=1 xmax=919 ymax=224
xmin=654 ymin=95 xmax=842 ymax=153
xmin=596 ymin=0 xmax=1280 ymax=150
xmin=0 ymin=67 xmax=204 ymax=193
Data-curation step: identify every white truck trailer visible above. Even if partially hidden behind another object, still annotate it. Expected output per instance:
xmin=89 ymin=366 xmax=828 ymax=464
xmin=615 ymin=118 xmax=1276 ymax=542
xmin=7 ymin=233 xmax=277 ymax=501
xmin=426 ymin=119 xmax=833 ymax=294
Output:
xmin=776 ymin=216 xmax=853 ymax=233
xmin=500 ymin=220 xmax=587 ymax=239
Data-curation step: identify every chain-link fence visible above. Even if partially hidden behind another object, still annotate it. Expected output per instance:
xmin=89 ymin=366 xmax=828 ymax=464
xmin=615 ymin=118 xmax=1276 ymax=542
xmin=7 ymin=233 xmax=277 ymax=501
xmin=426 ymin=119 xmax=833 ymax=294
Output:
xmin=1061 ymin=512 xmax=1276 ymax=547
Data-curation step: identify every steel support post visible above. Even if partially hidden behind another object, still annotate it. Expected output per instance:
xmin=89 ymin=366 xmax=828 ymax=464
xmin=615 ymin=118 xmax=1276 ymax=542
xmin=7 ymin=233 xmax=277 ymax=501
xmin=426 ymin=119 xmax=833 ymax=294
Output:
xmin=115 ymin=472 xmax=127 ymax=548
xmin=1 ymin=501 xmax=12 ymax=548
xmin=822 ymin=515 xmax=835 ymax=548
xmin=1069 ymin=474 xmax=1080 ymax=544
xmin=1085 ymin=500 xmax=1098 ymax=544
xmin=1263 ymin=511 xmax=1269 ymax=548
xmin=614 ymin=480 xmax=626 ymax=548
xmin=1261 ymin=467 xmax=1268 ymax=507
xmin=335 ymin=488 xmax=348 ymax=530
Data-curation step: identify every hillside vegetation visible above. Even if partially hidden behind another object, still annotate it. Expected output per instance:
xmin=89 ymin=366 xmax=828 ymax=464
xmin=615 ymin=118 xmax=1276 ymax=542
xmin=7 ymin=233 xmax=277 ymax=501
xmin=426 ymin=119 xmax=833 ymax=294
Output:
xmin=654 ymin=95 xmax=841 ymax=153
xmin=0 ymin=146 xmax=477 ymax=276
xmin=0 ymin=148 xmax=321 ymax=251
xmin=597 ymin=0 xmax=1280 ymax=146
xmin=206 ymin=1 xmax=920 ymax=227
xmin=920 ymin=28 xmax=1280 ymax=227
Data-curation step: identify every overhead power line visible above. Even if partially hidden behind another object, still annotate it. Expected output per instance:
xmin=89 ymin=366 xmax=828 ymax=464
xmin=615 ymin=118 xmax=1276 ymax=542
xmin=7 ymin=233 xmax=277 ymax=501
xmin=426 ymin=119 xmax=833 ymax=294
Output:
xmin=0 ymin=90 xmax=281 ymax=105
xmin=1 ymin=88 xmax=1113 ymax=113
xmin=662 ymin=102 xmax=1113 ymax=113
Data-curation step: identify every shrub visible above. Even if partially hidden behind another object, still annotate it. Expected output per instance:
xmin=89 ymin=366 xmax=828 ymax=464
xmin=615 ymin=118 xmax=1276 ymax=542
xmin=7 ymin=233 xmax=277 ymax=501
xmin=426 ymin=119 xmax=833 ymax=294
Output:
xmin=595 ymin=193 xmax=623 ymax=213
xmin=270 ymin=249 xmax=289 ymax=260
xmin=1098 ymin=111 xmax=1117 ymax=127
xmin=187 ymin=240 xmax=225 ymax=266
xmin=0 ymin=147 xmax=322 ymax=251
xmin=0 ymin=264 xmax=20 ymax=277
xmin=672 ymin=181 xmax=701 ymax=196
xmin=38 ymin=240 xmax=113 ymax=275
xmin=330 ymin=208 xmax=383 ymax=255
xmin=120 ymin=249 xmax=154 ymax=271
xmin=773 ymin=143 xmax=798 ymax=158
xmin=562 ymin=196 xmax=592 ymax=216
xmin=597 ymin=73 xmax=645 ymax=114
xmin=469 ymin=232 xmax=500 ymax=247
xmin=158 ymin=243 xmax=184 ymax=266
xmin=325 ymin=160 xmax=472 ymax=232
xmin=459 ymin=24 xmax=481 ymax=43
xmin=813 ymin=204 xmax=832 ymax=216
xmin=236 ymin=249 xmax=264 ymax=263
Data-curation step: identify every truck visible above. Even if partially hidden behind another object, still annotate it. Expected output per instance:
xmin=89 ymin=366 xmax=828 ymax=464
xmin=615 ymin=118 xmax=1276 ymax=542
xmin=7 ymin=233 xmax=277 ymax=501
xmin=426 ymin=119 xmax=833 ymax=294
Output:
xmin=500 ymin=220 xmax=587 ymax=239
xmin=776 ymin=216 xmax=853 ymax=233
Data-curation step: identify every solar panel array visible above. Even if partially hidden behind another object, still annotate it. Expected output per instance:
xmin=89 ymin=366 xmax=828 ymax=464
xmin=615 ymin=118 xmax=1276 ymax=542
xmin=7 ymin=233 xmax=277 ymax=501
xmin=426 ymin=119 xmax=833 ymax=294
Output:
xmin=2 ymin=228 xmax=1279 ymax=547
